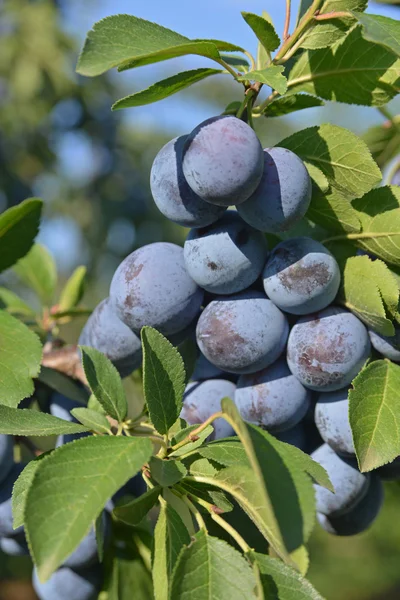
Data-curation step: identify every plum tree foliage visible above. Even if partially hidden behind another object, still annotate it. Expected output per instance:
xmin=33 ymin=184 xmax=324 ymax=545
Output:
xmin=0 ymin=1 xmax=400 ymax=599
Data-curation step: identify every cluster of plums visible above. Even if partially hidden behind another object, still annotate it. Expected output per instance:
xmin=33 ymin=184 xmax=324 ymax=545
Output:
xmin=1 ymin=118 xmax=399 ymax=598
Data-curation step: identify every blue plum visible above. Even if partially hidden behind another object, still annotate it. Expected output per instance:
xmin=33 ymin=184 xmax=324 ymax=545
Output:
xmin=0 ymin=463 xmax=24 ymax=537
xmin=0 ymin=532 xmax=29 ymax=556
xmin=191 ymin=351 xmax=225 ymax=381
xmin=311 ymin=444 xmax=368 ymax=516
xmin=181 ymin=379 xmax=236 ymax=440
xmin=237 ymin=147 xmax=311 ymax=233
xmin=287 ymin=307 xmax=370 ymax=392
xmin=317 ymin=474 xmax=383 ymax=536
xmin=0 ymin=435 xmax=13 ymax=485
xmin=273 ymin=422 xmax=308 ymax=451
xmin=235 ymin=357 xmax=311 ymax=432
xmin=263 ymin=237 xmax=340 ymax=315
xmin=196 ymin=290 xmax=289 ymax=374
xmin=110 ymin=242 xmax=203 ymax=336
xmin=184 ymin=211 xmax=268 ymax=295
xmin=369 ymin=325 xmax=400 ymax=362
xmin=33 ymin=565 xmax=102 ymax=600
xmin=79 ymin=298 xmax=142 ymax=378
xmin=315 ymin=387 xmax=354 ymax=456
xmin=50 ymin=393 xmax=89 ymax=447
xmin=150 ymin=135 xmax=226 ymax=227
xmin=182 ymin=116 xmax=264 ymax=207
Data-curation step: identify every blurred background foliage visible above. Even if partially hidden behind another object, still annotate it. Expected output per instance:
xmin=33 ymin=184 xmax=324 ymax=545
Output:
xmin=0 ymin=0 xmax=399 ymax=598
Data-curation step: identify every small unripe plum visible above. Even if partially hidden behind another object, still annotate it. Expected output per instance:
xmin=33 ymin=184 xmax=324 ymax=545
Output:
xmin=0 ymin=435 xmax=13 ymax=486
xmin=263 ymin=237 xmax=340 ymax=315
xmin=237 ymin=147 xmax=311 ymax=232
xmin=110 ymin=242 xmax=203 ymax=336
xmin=182 ymin=116 xmax=264 ymax=207
xmin=150 ymin=135 xmax=226 ymax=227
xmin=196 ymin=290 xmax=289 ymax=374
xmin=181 ymin=379 xmax=236 ymax=440
xmin=287 ymin=307 xmax=370 ymax=392
xmin=311 ymin=444 xmax=367 ymax=516
xmin=317 ymin=474 xmax=383 ymax=536
xmin=78 ymin=298 xmax=142 ymax=378
xmin=0 ymin=532 xmax=29 ymax=556
xmin=33 ymin=564 xmax=102 ymax=600
xmin=369 ymin=325 xmax=400 ymax=362
xmin=235 ymin=357 xmax=311 ymax=432
xmin=0 ymin=463 xmax=24 ymax=537
xmin=315 ymin=387 xmax=354 ymax=456
xmin=184 ymin=211 xmax=268 ymax=295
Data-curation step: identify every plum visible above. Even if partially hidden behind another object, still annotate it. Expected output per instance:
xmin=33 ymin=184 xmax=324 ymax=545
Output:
xmin=78 ymin=298 xmax=142 ymax=378
xmin=110 ymin=242 xmax=203 ymax=336
xmin=0 ymin=435 xmax=13 ymax=486
xmin=150 ymin=135 xmax=226 ymax=227
xmin=196 ymin=290 xmax=289 ymax=374
xmin=181 ymin=379 xmax=236 ymax=440
xmin=33 ymin=565 xmax=102 ymax=600
xmin=317 ymin=474 xmax=383 ymax=536
xmin=311 ymin=444 xmax=368 ymax=516
xmin=287 ymin=307 xmax=370 ymax=392
xmin=237 ymin=147 xmax=311 ymax=232
xmin=315 ymin=387 xmax=354 ymax=456
xmin=0 ymin=532 xmax=29 ymax=556
xmin=184 ymin=211 xmax=268 ymax=295
xmin=182 ymin=116 xmax=264 ymax=206
xmin=235 ymin=357 xmax=311 ymax=432
xmin=263 ymin=237 xmax=340 ymax=315
xmin=369 ymin=325 xmax=400 ymax=362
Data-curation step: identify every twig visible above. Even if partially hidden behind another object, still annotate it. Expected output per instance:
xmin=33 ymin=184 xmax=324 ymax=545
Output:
xmin=314 ymin=10 xmax=352 ymax=21
xmin=169 ymin=411 xmax=223 ymax=453
xmin=283 ymin=0 xmax=291 ymax=41
xmin=211 ymin=513 xmax=251 ymax=554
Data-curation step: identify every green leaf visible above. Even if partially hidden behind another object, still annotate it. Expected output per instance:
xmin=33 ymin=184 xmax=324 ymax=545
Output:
xmin=112 ymin=68 xmax=223 ymax=110
xmin=170 ymin=529 xmax=257 ymax=600
xmin=239 ymin=66 xmax=287 ymax=94
xmin=162 ymin=488 xmax=195 ymax=536
xmin=105 ymin=551 xmax=153 ymax=600
xmin=38 ymin=366 xmax=89 ymax=405
xmin=352 ymin=186 xmax=400 ymax=267
xmin=179 ymin=479 xmax=234 ymax=514
xmin=307 ymin=188 xmax=361 ymax=234
xmin=339 ymin=255 xmax=398 ymax=335
xmin=141 ymin=327 xmax=185 ymax=436
xmin=218 ymin=399 xmax=290 ymax=561
xmin=262 ymin=94 xmax=324 ymax=117
xmin=169 ymin=424 xmax=215 ymax=457
xmin=250 ymin=552 xmax=325 ymax=599
xmin=77 ymin=15 xmax=221 ymax=76
xmin=149 ymin=456 xmax=187 ymax=487
xmin=277 ymin=443 xmax=333 ymax=493
xmin=279 ymin=124 xmax=381 ymax=198
xmin=12 ymin=454 xmax=49 ymax=530
xmin=26 ymin=435 xmax=152 ymax=581
xmin=80 ymin=346 xmax=128 ymax=422
xmin=363 ymin=117 xmax=400 ymax=167
xmin=70 ymin=408 xmax=111 ymax=434
xmin=14 ymin=243 xmax=57 ymax=306
xmin=0 ymin=405 xmax=90 ymax=436
xmin=288 ymin=26 xmax=400 ymax=106
xmin=354 ymin=12 xmax=400 ymax=58
xmin=305 ymin=164 xmax=330 ymax=193
xmin=0 ymin=287 xmax=35 ymax=316
xmin=58 ymin=266 xmax=86 ymax=312
xmin=241 ymin=12 xmax=280 ymax=52
xmin=153 ymin=503 xmax=191 ymax=600
xmin=0 ymin=198 xmax=42 ymax=274
xmin=0 ymin=311 xmax=42 ymax=407
xmin=301 ymin=0 xmax=367 ymax=50
xmin=95 ymin=513 xmax=105 ymax=563
xmin=113 ymin=486 xmax=161 ymax=527
xmin=349 ymin=360 xmax=400 ymax=472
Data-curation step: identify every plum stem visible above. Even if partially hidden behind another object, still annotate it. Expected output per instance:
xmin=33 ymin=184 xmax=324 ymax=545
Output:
xmin=169 ymin=411 xmax=223 ymax=453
